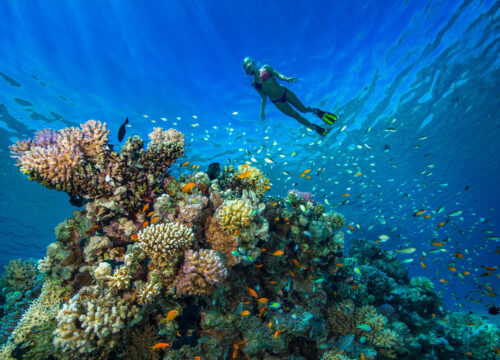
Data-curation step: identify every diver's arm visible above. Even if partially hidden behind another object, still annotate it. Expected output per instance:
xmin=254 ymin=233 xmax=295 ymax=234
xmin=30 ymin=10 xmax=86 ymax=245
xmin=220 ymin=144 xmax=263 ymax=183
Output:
xmin=259 ymin=95 xmax=267 ymax=119
xmin=252 ymin=82 xmax=267 ymax=119
xmin=265 ymin=65 xmax=297 ymax=82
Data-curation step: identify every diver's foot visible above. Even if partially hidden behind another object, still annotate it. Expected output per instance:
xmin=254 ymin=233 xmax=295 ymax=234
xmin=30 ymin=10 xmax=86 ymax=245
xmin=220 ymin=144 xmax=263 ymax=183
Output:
xmin=310 ymin=107 xmax=321 ymax=116
xmin=315 ymin=125 xmax=330 ymax=137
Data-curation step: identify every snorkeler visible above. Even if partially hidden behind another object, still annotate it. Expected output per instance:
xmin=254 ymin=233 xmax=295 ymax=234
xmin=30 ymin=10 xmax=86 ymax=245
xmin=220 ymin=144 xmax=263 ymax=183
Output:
xmin=243 ymin=57 xmax=337 ymax=136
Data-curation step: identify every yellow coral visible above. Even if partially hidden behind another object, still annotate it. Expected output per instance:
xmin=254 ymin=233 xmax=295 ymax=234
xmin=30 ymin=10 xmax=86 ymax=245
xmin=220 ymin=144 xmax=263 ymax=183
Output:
xmin=236 ymin=165 xmax=270 ymax=196
xmin=137 ymin=222 xmax=194 ymax=266
xmin=9 ymin=281 xmax=64 ymax=345
xmin=136 ymin=280 xmax=161 ymax=305
xmin=106 ymin=266 xmax=131 ymax=291
xmin=216 ymin=199 xmax=252 ymax=234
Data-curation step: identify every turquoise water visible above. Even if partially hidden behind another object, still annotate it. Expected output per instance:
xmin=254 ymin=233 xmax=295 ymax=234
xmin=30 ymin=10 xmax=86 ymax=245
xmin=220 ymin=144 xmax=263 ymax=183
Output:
xmin=0 ymin=1 xmax=499 ymax=358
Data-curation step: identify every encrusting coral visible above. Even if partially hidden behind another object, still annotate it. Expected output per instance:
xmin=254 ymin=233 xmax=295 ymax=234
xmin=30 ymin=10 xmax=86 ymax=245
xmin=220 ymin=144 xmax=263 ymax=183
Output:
xmin=4 ymin=121 xmax=499 ymax=360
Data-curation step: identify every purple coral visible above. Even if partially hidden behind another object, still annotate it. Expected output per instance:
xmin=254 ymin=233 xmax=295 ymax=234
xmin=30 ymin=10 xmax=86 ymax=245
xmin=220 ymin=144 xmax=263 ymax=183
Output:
xmin=175 ymin=249 xmax=228 ymax=296
xmin=288 ymin=189 xmax=314 ymax=202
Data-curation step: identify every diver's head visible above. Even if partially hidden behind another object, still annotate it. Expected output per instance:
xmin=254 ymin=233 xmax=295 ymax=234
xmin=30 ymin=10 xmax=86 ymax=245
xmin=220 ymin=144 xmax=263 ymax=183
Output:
xmin=243 ymin=57 xmax=256 ymax=75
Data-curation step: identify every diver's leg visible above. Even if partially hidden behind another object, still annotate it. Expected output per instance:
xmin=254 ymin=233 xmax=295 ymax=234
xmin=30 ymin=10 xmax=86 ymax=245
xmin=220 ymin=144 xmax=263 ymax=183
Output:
xmin=273 ymin=101 xmax=324 ymax=133
xmin=285 ymin=89 xmax=315 ymax=113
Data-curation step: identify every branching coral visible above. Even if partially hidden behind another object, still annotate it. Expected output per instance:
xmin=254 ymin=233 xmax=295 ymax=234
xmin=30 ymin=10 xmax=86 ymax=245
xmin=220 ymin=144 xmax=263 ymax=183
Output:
xmin=106 ymin=266 xmax=131 ymax=291
xmin=0 ymin=281 xmax=65 ymax=358
xmin=11 ymin=120 xmax=109 ymax=187
xmin=137 ymin=222 xmax=194 ymax=267
xmin=1 ymin=258 xmax=38 ymax=294
xmin=175 ymin=249 xmax=228 ymax=296
xmin=53 ymin=285 xmax=139 ymax=355
xmin=216 ymin=199 xmax=252 ymax=234
xmin=136 ymin=280 xmax=161 ymax=305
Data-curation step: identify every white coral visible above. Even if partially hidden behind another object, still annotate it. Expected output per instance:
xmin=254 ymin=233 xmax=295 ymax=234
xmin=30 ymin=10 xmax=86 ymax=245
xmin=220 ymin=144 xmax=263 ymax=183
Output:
xmin=137 ymin=222 xmax=194 ymax=265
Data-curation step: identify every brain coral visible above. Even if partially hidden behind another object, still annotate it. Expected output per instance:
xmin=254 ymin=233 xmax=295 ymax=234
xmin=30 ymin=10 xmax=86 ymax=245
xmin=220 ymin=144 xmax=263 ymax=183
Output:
xmin=216 ymin=199 xmax=252 ymax=234
xmin=137 ymin=222 xmax=194 ymax=266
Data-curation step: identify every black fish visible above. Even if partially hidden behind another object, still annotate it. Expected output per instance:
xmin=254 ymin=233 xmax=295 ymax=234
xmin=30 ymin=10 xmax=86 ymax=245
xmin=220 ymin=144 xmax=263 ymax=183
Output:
xmin=489 ymin=306 xmax=499 ymax=315
xmin=118 ymin=117 xmax=129 ymax=142
xmin=69 ymin=194 xmax=85 ymax=207
xmin=206 ymin=162 xmax=220 ymax=180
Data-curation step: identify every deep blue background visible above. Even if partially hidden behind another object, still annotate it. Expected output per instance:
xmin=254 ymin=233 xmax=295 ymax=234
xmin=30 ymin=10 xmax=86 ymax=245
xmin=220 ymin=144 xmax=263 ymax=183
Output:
xmin=0 ymin=0 xmax=498 ymax=316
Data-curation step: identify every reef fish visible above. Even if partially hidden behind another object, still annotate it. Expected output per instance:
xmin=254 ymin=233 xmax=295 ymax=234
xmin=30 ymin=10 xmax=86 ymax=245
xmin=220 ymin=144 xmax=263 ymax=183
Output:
xmin=182 ymin=182 xmax=196 ymax=193
xmin=237 ymin=170 xmax=252 ymax=179
xmin=334 ymin=334 xmax=355 ymax=353
xmin=151 ymin=342 xmax=170 ymax=351
xmin=413 ymin=209 xmax=426 ymax=217
xmin=395 ymin=247 xmax=416 ymax=254
xmin=271 ymin=250 xmax=284 ymax=256
xmin=118 ymin=117 xmax=129 ymax=142
xmin=165 ymin=309 xmax=179 ymax=322
xmin=206 ymin=162 xmax=220 ymax=180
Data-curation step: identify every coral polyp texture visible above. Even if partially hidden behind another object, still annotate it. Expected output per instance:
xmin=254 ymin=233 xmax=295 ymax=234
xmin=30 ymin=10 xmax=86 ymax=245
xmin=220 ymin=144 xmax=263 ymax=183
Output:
xmin=137 ymin=222 xmax=194 ymax=266
xmin=2 ymin=122 xmax=499 ymax=360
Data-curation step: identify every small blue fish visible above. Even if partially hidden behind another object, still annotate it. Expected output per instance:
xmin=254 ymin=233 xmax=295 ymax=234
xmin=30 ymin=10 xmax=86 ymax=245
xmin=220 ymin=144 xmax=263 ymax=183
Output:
xmin=303 ymin=231 xmax=313 ymax=237
xmin=270 ymin=302 xmax=281 ymax=309
xmin=314 ymin=278 xmax=326 ymax=283
xmin=354 ymin=267 xmax=361 ymax=275
xmin=360 ymin=336 xmax=367 ymax=343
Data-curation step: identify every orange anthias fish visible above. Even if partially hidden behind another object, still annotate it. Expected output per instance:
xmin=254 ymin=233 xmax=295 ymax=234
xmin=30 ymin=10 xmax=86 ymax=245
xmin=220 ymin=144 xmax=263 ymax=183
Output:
xmin=420 ymin=261 xmax=427 ymax=269
xmin=447 ymin=266 xmax=457 ymax=272
xmin=432 ymin=242 xmax=444 ymax=247
xmin=151 ymin=216 xmax=161 ymax=224
xmin=257 ymin=298 xmax=268 ymax=303
xmin=341 ymin=193 xmax=350 ymax=197
xmin=274 ymin=329 xmax=281 ymax=338
xmin=349 ymin=224 xmax=355 ymax=231
xmin=141 ymin=203 xmax=150 ymax=213
xmin=182 ymin=182 xmax=196 ymax=193
xmin=355 ymin=172 xmax=362 ymax=177
xmin=147 ymin=211 xmax=155 ymax=217
xmin=151 ymin=342 xmax=170 ymax=351
xmin=453 ymin=252 xmax=464 ymax=259
xmin=413 ymin=209 xmax=426 ymax=217
xmin=300 ymin=169 xmax=311 ymax=177
xmin=180 ymin=161 xmax=190 ymax=167
xmin=237 ymin=170 xmax=252 ymax=179
xmin=165 ymin=309 xmax=179 ymax=322
xmin=130 ymin=234 xmax=138 ymax=241
xmin=272 ymin=250 xmax=284 ymax=256
xmin=423 ymin=215 xmax=431 ymax=219
xmin=246 ymin=287 xmax=259 ymax=298
xmin=240 ymin=310 xmax=251 ymax=316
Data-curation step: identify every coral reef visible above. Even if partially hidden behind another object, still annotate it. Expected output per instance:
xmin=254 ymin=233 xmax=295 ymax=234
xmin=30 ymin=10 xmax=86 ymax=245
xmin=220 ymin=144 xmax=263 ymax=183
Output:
xmin=3 ymin=122 xmax=499 ymax=360
xmin=175 ymin=249 xmax=228 ymax=296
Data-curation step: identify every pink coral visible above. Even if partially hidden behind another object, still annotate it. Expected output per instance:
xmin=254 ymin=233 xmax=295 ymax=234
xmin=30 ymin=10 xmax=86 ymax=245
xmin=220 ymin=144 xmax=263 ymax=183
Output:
xmin=175 ymin=249 xmax=228 ymax=296
xmin=11 ymin=120 xmax=109 ymax=185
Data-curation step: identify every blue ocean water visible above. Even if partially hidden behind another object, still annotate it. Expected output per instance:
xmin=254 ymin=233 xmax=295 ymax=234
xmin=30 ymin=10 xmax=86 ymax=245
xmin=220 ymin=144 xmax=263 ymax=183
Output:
xmin=0 ymin=0 xmax=498 ymax=324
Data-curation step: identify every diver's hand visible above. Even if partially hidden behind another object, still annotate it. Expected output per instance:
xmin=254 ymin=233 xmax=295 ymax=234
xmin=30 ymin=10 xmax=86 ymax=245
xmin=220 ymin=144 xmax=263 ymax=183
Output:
xmin=260 ymin=111 xmax=266 ymax=119
xmin=288 ymin=77 xmax=297 ymax=82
